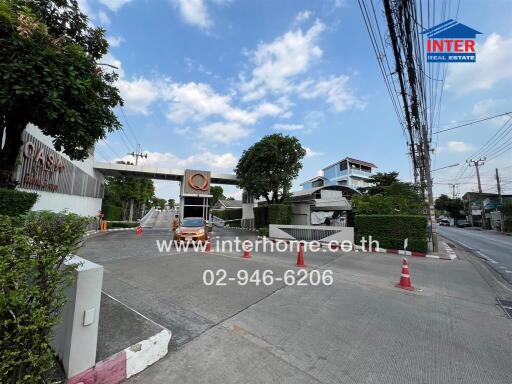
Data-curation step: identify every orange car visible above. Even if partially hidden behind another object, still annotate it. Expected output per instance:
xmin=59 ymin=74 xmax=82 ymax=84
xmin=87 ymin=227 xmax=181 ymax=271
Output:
xmin=174 ymin=217 xmax=208 ymax=243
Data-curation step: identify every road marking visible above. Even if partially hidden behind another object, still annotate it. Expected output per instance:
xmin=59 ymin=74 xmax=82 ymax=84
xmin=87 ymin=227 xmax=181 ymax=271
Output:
xmin=505 ymin=270 xmax=512 ymax=274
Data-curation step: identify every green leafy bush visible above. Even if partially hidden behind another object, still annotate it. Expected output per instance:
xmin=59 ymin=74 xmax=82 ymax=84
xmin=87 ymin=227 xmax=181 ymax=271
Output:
xmin=253 ymin=205 xmax=291 ymax=229
xmin=355 ymin=215 xmax=428 ymax=253
xmin=254 ymin=206 xmax=269 ymax=229
xmin=0 ymin=211 xmax=88 ymax=383
xmin=211 ymin=209 xmax=242 ymax=227
xmin=269 ymin=204 xmax=292 ymax=224
xmin=102 ymin=205 xmax=123 ymax=221
xmin=0 ymin=188 xmax=38 ymax=216
xmin=258 ymin=227 xmax=269 ymax=237
xmin=352 ymin=194 xmax=425 ymax=215
xmin=109 ymin=221 xmax=138 ymax=228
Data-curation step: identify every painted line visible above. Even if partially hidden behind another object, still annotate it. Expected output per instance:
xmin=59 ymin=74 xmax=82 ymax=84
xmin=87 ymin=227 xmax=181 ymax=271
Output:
xmin=102 ymin=291 xmax=168 ymax=331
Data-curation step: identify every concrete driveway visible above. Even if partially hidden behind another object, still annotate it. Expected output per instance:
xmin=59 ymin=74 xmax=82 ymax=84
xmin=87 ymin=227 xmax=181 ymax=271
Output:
xmin=78 ymin=228 xmax=512 ymax=384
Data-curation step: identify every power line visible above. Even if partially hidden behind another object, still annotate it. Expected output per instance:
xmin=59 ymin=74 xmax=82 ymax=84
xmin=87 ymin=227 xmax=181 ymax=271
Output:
xmin=434 ymin=112 xmax=512 ymax=134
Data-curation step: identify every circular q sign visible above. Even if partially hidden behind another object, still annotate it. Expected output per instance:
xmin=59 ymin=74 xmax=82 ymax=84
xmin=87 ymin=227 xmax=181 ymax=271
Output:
xmin=188 ymin=173 xmax=209 ymax=191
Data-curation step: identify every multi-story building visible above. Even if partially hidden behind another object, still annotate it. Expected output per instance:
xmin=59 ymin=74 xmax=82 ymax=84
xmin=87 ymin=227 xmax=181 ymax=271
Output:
xmin=301 ymin=157 xmax=377 ymax=190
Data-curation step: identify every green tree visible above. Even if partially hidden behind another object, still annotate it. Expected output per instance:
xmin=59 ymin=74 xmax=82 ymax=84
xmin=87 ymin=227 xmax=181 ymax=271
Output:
xmin=435 ymin=194 xmax=464 ymax=219
xmin=167 ymin=198 xmax=175 ymax=209
xmin=151 ymin=197 xmax=166 ymax=209
xmin=353 ymin=172 xmax=425 ymax=215
xmin=0 ymin=0 xmax=123 ymax=187
xmin=235 ymin=133 xmax=306 ymax=204
xmin=102 ymin=176 xmax=155 ymax=219
xmin=360 ymin=172 xmax=399 ymax=195
xmin=210 ymin=185 xmax=224 ymax=207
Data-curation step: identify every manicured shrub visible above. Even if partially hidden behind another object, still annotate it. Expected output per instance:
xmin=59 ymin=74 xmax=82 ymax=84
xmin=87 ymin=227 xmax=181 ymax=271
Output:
xmin=0 ymin=211 xmax=88 ymax=383
xmin=211 ymin=209 xmax=242 ymax=227
xmin=254 ymin=206 xmax=269 ymax=229
xmin=0 ymin=188 xmax=38 ymax=216
xmin=268 ymin=204 xmax=292 ymax=225
xmin=102 ymin=204 xmax=122 ymax=221
xmin=258 ymin=227 xmax=269 ymax=237
xmin=253 ymin=204 xmax=291 ymax=229
xmin=108 ymin=221 xmax=138 ymax=228
xmin=355 ymin=215 xmax=428 ymax=253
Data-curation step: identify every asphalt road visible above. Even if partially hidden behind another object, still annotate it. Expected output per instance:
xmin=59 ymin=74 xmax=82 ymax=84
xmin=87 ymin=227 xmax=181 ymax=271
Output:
xmin=438 ymin=226 xmax=512 ymax=284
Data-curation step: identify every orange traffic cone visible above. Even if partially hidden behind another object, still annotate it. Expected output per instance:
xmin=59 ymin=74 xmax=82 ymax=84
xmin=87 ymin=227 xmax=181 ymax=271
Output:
xmin=205 ymin=241 xmax=212 ymax=252
xmin=395 ymin=258 xmax=414 ymax=291
xmin=242 ymin=249 xmax=252 ymax=259
xmin=136 ymin=225 xmax=143 ymax=237
xmin=296 ymin=242 xmax=305 ymax=268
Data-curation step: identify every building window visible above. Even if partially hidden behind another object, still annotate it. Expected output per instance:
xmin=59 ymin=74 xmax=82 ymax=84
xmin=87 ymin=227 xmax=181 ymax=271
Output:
xmin=340 ymin=161 xmax=348 ymax=171
xmin=312 ymin=179 xmax=324 ymax=188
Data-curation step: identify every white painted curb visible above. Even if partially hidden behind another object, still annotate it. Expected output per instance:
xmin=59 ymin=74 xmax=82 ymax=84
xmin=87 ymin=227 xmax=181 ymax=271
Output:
xmin=125 ymin=329 xmax=172 ymax=379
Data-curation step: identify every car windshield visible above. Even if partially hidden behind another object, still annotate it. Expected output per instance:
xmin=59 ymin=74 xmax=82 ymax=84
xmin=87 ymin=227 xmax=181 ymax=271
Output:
xmin=181 ymin=218 xmax=204 ymax=227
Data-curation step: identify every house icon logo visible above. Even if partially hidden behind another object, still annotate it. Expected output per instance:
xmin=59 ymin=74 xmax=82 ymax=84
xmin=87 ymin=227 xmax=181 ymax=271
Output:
xmin=421 ymin=19 xmax=482 ymax=63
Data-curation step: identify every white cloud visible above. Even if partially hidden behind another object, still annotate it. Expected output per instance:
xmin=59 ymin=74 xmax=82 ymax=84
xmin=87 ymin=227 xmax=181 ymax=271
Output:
xmin=107 ymin=35 xmax=124 ymax=47
xmin=447 ymin=34 xmax=512 ymax=94
xmin=437 ymin=141 xmax=475 ymax=154
xmin=119 ymin=150 xmax=237 ymax=170
xmin=305 ymin=147 xmax=323 ymax=157
xmin=98 ymin=10 xmax=110 ymax=25
xmin=297 ymin=75 xmax=366 ymax=112
xmin=77 ymin=0 xmax=92 ymax=15
xmin=162 ymin=82 xmax=255 ymax=124
xmin=198 ymin=122 xmax=250 ymax=143
xmin=99 ymin=0 xmax=133 ymax=12
xmin=117 ymin=77 xmax=159 ymax=115
xmin=162 ymin=82 xmax=287 ymax=124
xmin=295 ymin=10 xmax=312 ymax=24
xmin=273 ymin=123 xmax=304 ymax=131
xmin=173 ymin=0 xmax=212 ymax=29
xmin=241 ymin=20 xmax=325 ymax=101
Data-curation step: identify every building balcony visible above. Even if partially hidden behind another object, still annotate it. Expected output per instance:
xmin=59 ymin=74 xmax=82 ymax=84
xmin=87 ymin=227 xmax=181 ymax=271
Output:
xmin=333 ymin=169 xmax=372 ymax=179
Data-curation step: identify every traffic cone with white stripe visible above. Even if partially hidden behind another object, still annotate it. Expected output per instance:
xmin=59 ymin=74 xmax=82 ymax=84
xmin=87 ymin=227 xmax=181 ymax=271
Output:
xmin=205 ymin=240 xmax=212 ymax=252
xmin=395 ymin=258 xmax=415 ymax=291
xmin=296 ymin=242 xmax=305 ymax=268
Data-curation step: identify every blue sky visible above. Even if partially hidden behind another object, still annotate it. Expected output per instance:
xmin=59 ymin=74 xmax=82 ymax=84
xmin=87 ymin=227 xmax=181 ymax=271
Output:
xmin=83 ymin=0 xmax=512 ymax=200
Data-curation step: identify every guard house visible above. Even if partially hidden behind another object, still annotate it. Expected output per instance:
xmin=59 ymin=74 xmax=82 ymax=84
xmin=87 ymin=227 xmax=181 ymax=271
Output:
xmin=290 ymin=185 xmax=358 ymax=226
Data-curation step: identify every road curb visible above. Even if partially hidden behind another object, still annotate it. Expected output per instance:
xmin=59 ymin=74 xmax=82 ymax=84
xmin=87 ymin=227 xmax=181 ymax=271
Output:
xmin=67 ymin=329 xmax=171 ymax=384
xmin=85 ymin=228 xmax=136 ymax=238
xmin=260 ymin=237 xmax=455 ymax=260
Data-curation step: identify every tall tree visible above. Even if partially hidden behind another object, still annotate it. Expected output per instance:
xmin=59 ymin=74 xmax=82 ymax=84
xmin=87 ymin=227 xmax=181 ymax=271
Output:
xmin=167 ymin=198 xmax=175 ymax=209
xmin=0 ymin=0 xmax=122 ymax=187
xmin=210 ymin=185 xmax=224 ymax=207
xmin=435 ymin=194 xmax=464 ymax=219
xmin=235 ymin=133 xmax=306 ymax=204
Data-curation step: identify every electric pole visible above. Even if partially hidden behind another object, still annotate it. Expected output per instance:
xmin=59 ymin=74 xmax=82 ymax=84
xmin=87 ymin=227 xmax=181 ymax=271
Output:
xmin=128 ymin=144 xmax=148 ymax=166
xmin=448 ymin=183 xmax=458 ymax=199
xmin=467 ymin=158 xmax=486 ymax=228
xmin=496 ymin=168 xmax=504 ymax=232
xmin=127 ymin=144 xmax=149 ymax=221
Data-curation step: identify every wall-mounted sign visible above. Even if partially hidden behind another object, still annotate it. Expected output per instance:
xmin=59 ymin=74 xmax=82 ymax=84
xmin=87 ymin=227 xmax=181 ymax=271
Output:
xmin=20 ymin=139 xmax=66 ymax=192
xmin=182 ymin=169 xmax=211 ymax=195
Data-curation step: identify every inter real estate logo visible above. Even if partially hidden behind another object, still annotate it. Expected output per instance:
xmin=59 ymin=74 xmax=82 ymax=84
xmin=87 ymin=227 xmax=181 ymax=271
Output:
xmin=421 ymin=19 xmax=482 ymax=63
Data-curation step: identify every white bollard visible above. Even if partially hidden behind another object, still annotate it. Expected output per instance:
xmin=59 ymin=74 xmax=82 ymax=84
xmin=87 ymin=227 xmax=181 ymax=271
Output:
xmin=52 ymin=256 xmax=103 ymax=378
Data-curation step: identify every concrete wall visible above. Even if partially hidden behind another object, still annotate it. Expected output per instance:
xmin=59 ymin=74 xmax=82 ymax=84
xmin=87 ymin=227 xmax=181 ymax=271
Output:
xmin=270 ymin=224 xmax=354 ymax=244
xmin=18 ymin=188 xmax=102 ymax=217
xmin=291 ymin=203 xmax=310 ymax=225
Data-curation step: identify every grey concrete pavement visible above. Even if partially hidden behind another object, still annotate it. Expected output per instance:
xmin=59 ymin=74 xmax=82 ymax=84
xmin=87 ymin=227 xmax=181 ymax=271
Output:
xmin=438 ymin=226 xmax=512 ymax=283
xmin=78 ymin=228 xmax=512 ymax=384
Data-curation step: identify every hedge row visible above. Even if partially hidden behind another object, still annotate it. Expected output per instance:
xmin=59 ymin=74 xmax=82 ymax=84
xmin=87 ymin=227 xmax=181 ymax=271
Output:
xmin=211 ymin=208 xmax=242 ymax=227
xmin=254 ymin=204 xmax=292 ymax=229
xmin=103 ymin=205 xmax=123 ymax=221
xmin=108 ymin=221 xmax=139 ymax=228
xmin=354 ymin=215 xmax=428 ymax=253
xmin=0 ymin=188 xmax=38 ymax=216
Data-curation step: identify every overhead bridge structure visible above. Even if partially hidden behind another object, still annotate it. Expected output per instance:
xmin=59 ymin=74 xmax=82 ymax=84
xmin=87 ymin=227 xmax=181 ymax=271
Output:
xmin=93 ymin=162 xmax=239 ymax=185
